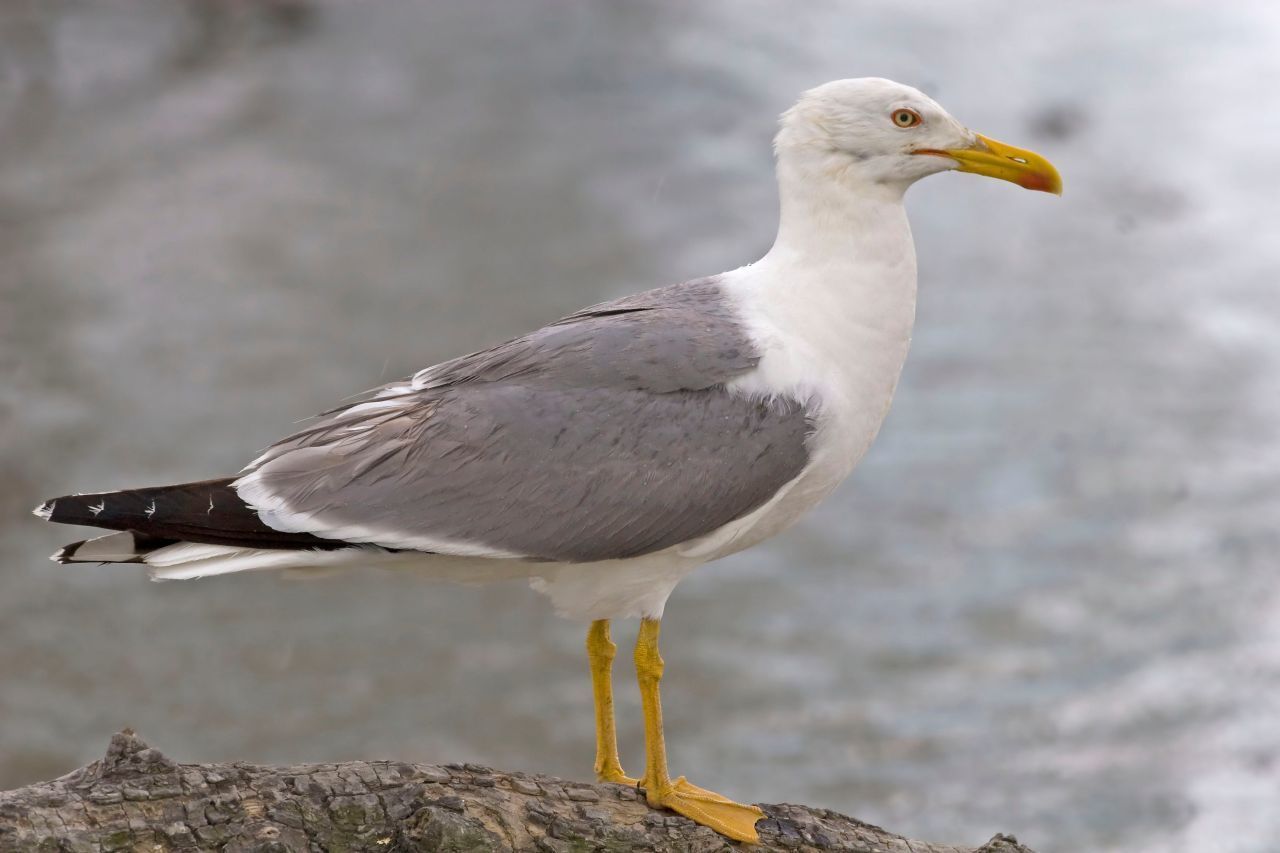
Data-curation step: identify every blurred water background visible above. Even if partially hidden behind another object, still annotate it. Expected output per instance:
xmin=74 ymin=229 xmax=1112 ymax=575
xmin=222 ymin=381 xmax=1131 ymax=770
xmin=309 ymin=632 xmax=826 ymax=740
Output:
xmin=2 ymin=2 xmax=1279 ymax=851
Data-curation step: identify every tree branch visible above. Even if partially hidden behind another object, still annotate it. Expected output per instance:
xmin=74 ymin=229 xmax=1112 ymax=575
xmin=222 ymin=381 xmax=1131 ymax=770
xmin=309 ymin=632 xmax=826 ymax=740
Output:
xmin=0 ymin=730 xmax=1036 ymax=852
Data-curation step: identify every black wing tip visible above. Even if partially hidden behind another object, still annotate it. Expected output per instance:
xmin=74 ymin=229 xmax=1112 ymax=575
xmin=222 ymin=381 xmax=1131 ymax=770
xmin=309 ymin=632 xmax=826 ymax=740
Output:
xmin=50 ymin=540 xmax=82 ymax=563
xmin=35 ymin=481 xmax=354 ymax=552
xmin=34 ymin=493 xmax=104 ymax=526
xmin=35 ymin=493 xmax=116 ymax=529
xmin=50 ymin=536 xmax=149 ymax=565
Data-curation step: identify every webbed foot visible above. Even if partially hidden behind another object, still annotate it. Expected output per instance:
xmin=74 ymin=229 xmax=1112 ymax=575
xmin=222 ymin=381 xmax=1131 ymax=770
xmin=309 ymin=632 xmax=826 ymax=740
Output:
xmin=643 ymin=775 xmax=764 ymax=844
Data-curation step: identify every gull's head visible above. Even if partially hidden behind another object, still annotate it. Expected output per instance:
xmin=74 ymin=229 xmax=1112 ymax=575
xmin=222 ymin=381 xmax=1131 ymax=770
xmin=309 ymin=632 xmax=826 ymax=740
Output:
xmin=776 ymin=78 xmax=1061 ymax=196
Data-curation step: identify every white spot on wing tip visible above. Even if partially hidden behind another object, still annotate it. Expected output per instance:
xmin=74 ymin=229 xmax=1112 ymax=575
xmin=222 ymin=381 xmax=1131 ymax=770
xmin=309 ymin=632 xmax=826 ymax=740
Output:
xmin=88 ymin=500 xmax=106 ymax=517
xmin=33 ymin=500 xmax=54 ymax=520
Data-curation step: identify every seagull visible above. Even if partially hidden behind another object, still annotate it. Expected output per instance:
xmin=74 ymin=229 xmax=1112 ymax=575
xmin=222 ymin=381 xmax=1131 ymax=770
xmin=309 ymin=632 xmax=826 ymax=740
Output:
xmin=34 ymin=78 xmax=1060 ymax=843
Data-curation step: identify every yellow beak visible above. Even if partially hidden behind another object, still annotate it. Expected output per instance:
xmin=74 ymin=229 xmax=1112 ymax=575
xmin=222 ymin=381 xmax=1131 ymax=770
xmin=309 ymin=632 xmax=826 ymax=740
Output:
xmin=916 ymin=133 xmax=1062 ymax=195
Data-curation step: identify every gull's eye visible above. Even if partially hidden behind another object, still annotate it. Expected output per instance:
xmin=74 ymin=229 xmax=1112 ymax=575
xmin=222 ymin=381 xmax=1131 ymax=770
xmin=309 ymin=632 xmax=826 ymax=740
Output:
xmin=891 ymin=108 xmax=922 ymax=128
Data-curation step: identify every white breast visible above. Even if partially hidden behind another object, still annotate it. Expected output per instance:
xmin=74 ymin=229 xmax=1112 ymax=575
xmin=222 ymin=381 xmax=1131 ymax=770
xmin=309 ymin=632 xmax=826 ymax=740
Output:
xmin=676 ymin=197 xmax=919 ymax=562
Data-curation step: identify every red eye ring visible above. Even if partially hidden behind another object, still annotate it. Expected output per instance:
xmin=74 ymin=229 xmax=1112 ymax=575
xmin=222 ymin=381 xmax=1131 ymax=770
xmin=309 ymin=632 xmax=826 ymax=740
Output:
xmin=891 ymin=108 xmax=922 ymax=128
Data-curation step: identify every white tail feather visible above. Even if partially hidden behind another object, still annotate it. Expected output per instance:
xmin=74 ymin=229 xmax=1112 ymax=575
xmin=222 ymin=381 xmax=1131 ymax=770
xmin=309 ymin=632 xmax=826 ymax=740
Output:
xmin=56 ymin=534 xmax=537 ymax=585
xmin=145 ymin=543 xmax=384 ymax=580
xmin=143 ymin=542 xmax=248 ymax=567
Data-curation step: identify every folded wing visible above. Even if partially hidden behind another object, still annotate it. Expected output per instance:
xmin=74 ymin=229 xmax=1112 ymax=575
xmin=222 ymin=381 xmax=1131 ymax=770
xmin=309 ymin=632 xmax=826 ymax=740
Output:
xmin=235 ymin=278 xmax=812 ymax=563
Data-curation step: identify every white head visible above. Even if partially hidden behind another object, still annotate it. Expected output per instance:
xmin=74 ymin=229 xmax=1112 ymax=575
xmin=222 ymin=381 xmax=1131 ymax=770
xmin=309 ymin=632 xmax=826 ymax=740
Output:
xmin=776 ymin=78 xmax=1061 ymax=197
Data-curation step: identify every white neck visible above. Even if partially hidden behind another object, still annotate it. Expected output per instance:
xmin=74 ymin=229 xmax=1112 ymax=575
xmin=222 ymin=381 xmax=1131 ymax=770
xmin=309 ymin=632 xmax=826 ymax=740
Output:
xmin=770 ymin=152 xmax=913 ymax=261
xmin=728 ymin=151 xmax=919 ymax=379
xmin=721 ymin=148 xmax=920 ymax=468
xmin=762 ymin=148 xmax=916 ymax=262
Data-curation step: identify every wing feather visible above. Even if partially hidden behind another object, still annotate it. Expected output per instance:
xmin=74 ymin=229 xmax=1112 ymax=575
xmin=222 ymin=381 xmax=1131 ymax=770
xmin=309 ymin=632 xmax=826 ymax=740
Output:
xmin=235 ymin=278 xmax=813 ymax=562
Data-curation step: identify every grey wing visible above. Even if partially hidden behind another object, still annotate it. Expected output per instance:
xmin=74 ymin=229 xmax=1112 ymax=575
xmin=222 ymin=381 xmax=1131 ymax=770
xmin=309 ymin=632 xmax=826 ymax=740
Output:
xmin=234 ymin=278 xmax=812 ymax=562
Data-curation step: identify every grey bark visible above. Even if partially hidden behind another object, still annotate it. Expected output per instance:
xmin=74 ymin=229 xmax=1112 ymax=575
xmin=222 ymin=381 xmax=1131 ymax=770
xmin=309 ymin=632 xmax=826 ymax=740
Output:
xmin=0 ymin=731 xmax=1037 ymax=853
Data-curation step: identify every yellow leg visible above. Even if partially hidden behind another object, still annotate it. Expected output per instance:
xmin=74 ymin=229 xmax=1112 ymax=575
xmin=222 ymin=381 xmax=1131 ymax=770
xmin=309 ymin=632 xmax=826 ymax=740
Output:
xmin=587 ymin=620 xmax=638 ymax=785
xmin=634 ymin=618 xmax=764 ymax=844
